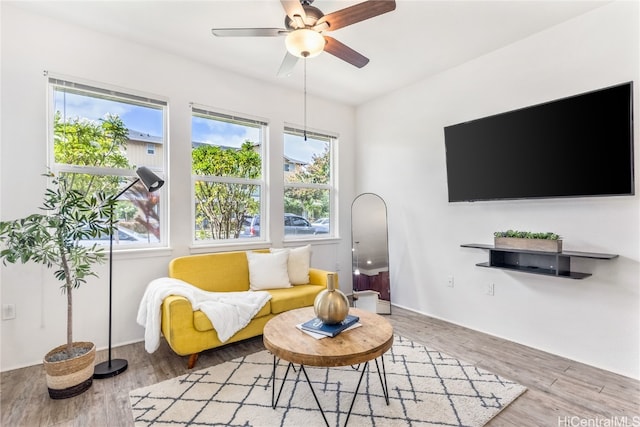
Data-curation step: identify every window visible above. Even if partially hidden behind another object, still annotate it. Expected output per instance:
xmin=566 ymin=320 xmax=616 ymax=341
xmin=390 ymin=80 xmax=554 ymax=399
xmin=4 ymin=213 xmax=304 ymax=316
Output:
xmin=191 ymin=107 xmax=265 ymax=242
xmin=146 ymin=143 xmax=155 ymax=155
xmin=49 ymin=77 xmax=167 ymax=248
xmin=283 ymin=126 xmax=335 ymax=238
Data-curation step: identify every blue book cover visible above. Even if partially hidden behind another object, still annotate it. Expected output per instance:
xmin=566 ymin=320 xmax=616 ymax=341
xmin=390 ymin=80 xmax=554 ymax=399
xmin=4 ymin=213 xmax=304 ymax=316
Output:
xmin=300 ymin=314 xmax=360 ymax=337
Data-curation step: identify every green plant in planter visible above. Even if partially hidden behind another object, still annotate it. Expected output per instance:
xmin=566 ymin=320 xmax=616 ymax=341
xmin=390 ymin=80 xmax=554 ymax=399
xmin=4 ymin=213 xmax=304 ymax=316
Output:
xmin=0 ymin=173 xmax=114 ymax=359
xmin=494 ymin=230 xmax=560 ymax=240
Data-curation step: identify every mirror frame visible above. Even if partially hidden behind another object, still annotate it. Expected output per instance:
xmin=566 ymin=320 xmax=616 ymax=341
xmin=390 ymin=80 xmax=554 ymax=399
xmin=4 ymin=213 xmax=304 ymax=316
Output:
xmin=351 ymin=193 xmax=391 ymax=314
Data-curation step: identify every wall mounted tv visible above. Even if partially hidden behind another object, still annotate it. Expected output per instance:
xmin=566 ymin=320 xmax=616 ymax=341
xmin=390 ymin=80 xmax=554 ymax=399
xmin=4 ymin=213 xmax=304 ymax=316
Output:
xmin=444 ymin=82 xmax=634 ymax=202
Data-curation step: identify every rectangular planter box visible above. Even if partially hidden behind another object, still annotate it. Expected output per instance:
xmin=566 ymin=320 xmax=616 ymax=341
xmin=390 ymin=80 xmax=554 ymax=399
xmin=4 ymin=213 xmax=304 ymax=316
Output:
xmin=494 ymin=237 xmax=563 ymax=253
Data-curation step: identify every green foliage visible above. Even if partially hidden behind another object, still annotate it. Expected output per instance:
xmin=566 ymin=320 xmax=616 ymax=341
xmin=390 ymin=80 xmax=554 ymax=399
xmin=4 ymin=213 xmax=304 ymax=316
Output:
xmin=0 ymin=111 xmax=138 ymax=357
xmin=289 ymin=146 xmax=330 ymax=185
xmin=54 ymin=112 xmax=160 ymax=239
xmin=54 ymin=112 xmax=132 ymax=195
xmin=0 ymin=173 xmax=114 ymax=354
xmin=494 ymin=230 xmax=560 ymax=240
xmin=192 ymin=141 xmax=261 ymax=239
xmin=115 ymin=203 xmax=138 ymax=221
xmin=285 ymin=146 xmax=330 ymax=220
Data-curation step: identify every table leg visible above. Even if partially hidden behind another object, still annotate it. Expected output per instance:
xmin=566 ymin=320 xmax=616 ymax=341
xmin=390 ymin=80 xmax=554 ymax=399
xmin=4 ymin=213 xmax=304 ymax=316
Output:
xmin=374 ymin=355 xmax=389 ymax=404
xmin=271 ymin=356 xmax=294 ymax=409
xmin=343 ymin=361 xmax=369 ymax=427
xmin=271 ymin=355 xmax=276 ymax=408
xmin=272 ymin=355 xmax=389 ymax=427
xmin=300 ymin=365 xmax=331 ymax=427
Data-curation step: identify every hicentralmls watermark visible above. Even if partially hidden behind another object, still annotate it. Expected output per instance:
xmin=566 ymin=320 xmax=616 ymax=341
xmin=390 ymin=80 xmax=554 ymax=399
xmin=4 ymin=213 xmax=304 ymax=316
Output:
xmin=558 ymin=416 xmax=640 ymax=427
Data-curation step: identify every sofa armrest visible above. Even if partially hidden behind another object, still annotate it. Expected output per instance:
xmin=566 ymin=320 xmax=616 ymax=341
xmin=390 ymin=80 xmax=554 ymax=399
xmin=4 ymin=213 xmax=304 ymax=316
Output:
xmin=308 ymin=268 xmax=338 ymax=289
xmin=160 ymin=295 xmax=200 ymax=355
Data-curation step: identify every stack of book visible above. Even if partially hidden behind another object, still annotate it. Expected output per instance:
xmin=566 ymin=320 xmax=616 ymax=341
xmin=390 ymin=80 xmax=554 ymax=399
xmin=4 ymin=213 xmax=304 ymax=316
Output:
xmin=300 ymin=314 xmax=360 ymax=337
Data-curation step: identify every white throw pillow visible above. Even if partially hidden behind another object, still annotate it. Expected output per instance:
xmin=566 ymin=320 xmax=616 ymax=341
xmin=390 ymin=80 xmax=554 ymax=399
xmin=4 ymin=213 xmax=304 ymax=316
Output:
xmin=246 ymin=251 xmax=291 ymax=290
xmin=271 ymin=244 xmax=311 ymax=285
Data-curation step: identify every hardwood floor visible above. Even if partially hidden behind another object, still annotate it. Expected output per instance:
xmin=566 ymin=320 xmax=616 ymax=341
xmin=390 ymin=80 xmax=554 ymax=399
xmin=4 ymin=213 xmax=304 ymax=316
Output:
xmin=2 ymin=306 xmax=638 ymax=426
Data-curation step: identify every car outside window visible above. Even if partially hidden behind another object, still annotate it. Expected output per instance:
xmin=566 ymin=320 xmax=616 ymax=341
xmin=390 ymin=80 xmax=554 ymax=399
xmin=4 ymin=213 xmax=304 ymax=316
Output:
xmin=242 ymin=214 xmax=326 ymax=238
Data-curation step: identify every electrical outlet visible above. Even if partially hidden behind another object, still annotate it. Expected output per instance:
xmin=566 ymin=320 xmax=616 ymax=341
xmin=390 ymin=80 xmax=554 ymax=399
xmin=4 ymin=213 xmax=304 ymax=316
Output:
xmin=447 ymin=276 xmax=454 ymax=288
xmin=2 ymin=304 xmax=16 ymax=320
xmin=486 ymin=283 xmax=495 ymax=296
xmin=335 ymin=262 xmax=341 ymax=271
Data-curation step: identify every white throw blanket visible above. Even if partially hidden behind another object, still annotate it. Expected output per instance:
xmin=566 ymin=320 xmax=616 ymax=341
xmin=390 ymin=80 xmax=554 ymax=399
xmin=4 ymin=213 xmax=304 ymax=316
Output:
xmin=137 ymin=277 xmax=272 ymax=353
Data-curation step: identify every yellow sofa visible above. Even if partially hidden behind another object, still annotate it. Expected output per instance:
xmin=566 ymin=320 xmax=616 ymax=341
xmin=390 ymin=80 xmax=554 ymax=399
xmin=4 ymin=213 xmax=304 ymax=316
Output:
xmin=161 ymin=249 xmax=335 ymax=368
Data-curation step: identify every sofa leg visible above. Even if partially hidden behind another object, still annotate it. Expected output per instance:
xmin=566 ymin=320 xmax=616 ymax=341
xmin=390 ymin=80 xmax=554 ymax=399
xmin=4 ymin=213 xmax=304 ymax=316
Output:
xmin=188 ymin=353 xmax=199 ymax=369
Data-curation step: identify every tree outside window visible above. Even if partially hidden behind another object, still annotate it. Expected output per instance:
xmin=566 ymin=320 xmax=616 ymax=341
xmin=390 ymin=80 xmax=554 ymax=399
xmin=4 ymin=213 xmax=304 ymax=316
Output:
xmin=191 ymin=108 xmax=264 ymax=242
xmin=284 ymin=127 xmax=335 ymax=238
xmin=50 ymin=78 xmax=167 ymax=247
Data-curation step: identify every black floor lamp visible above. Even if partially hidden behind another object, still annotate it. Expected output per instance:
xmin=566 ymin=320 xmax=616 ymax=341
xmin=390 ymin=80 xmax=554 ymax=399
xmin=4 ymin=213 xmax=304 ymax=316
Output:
xmin=94 ymin=166 xmax=165 ymax=379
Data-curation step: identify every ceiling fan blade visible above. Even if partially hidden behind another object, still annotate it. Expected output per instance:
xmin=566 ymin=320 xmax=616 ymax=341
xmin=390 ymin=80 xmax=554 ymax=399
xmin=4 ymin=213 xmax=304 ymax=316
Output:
xmin=280 ymin=0 xmax=306 ymax=28
xmin=323 ymin=36 xmax=369 ymax=68
xmin=211 ymin=28 xmax=287 ymax=37
xmin=316 ymin=0 xmax=396 ymax=32
xmin=277 ymin=52 xmax=299 ymax=77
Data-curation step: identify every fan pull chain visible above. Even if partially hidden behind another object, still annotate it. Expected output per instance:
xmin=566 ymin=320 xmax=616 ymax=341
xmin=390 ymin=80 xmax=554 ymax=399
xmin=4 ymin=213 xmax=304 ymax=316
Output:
xmin=303 ymin=57 xmax=308 ymax=141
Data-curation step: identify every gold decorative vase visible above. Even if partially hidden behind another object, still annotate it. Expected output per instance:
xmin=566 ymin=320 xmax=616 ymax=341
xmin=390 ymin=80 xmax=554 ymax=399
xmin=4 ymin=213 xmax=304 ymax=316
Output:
xmin=314 ymin=273 xmax=349 ymax=325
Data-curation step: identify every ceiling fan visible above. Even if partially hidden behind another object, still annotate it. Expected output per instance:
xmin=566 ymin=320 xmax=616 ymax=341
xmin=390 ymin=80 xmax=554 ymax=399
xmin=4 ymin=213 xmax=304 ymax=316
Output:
xmin=211 ymin=0 xmax=396 ymax=76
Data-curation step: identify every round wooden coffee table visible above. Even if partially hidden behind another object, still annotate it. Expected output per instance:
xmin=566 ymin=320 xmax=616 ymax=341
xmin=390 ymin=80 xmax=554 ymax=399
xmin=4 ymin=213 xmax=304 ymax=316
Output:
xmin=263 ymin=307 xmax=394 ymax=427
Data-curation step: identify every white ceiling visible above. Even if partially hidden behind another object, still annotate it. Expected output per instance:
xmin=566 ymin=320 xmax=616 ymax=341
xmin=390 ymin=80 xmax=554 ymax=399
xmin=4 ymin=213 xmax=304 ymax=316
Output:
xmin=12 ymin=0 xmax=609 ymax=106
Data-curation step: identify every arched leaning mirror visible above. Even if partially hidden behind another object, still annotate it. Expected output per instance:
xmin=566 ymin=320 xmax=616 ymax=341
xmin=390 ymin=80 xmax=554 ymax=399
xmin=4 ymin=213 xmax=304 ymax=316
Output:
xmin=351 ymin=193 xmax=391 ymax=314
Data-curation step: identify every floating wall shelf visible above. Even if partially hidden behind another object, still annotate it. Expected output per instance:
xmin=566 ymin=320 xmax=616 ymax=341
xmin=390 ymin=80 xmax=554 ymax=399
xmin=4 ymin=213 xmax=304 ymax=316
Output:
xmin=461 ymin=243 xmax=618 ymax=279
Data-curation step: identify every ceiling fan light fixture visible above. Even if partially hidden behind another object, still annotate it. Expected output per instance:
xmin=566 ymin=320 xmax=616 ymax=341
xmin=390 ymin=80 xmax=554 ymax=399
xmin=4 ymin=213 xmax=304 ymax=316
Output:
xmin=285 ymin=28 xmax=324 ymax=58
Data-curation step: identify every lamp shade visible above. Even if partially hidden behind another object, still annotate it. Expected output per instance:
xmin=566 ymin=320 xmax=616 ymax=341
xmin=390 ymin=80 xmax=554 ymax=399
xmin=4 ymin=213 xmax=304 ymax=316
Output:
xmin=285 ymin=29 xmax=325 ymax=58
xmin=136 ymin=166 xmax=164 ymax=192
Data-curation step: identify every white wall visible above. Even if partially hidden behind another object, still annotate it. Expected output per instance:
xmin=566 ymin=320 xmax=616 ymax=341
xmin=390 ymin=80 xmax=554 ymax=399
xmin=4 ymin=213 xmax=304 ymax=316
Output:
xmin=356 ymin=1 xmax=639 ymax=379
xmin=0 ymin=4 xmax=356 ymax=371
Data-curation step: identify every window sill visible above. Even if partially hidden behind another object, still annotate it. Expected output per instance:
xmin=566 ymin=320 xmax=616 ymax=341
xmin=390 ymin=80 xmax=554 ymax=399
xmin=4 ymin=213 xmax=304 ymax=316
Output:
xmin=283 ymin=236 xmax=341 ymax=246
xmin=110 ymin=246 xmax=173 ymax=259
xmin=188 ymin=236 xmax=342 ymax=254
xmin=189 ymin=240 xmax=272 ymax=254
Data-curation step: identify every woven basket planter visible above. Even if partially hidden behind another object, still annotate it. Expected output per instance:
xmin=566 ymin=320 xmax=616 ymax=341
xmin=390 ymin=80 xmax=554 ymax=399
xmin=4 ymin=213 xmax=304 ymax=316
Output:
xmin=495 ymin=237 xmax=562 ymax=253
xmin=43 ymin=341 xmax=95 ymax=399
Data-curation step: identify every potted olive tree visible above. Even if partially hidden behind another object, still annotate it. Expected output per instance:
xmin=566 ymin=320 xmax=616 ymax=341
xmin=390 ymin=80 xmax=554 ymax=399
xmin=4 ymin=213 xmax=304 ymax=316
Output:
xmin=0 ymin=172 xmax=114 ymax=399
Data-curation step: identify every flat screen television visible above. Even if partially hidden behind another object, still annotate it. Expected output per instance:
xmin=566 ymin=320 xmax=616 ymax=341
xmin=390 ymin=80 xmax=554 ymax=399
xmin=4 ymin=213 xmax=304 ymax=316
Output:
xmin=444 ymin=82 xmax=634 ymax=202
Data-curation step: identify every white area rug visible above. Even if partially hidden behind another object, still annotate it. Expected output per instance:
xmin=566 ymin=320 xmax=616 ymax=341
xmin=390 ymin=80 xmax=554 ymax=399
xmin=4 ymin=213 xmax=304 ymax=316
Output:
xmin=130 ymin=335 xmax=526 ymax=426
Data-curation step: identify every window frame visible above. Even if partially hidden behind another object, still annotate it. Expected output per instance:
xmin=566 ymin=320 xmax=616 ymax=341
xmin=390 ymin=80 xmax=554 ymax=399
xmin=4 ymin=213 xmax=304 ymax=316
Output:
xmin=283 ymin=125 xmax=337 ymax=241
xmin=190 ymin=105 xmax=267 ymax=246
xmin=47 ymin=74 xmax=169 ymax=250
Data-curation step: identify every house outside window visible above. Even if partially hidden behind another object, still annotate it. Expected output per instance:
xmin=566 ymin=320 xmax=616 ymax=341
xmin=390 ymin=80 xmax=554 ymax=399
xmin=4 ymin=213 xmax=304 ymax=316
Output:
xmin=191 ymin=106 xmax=265 ymax=243
xmin=49 ymin=76 xmax=167 ymax=248
xmin=283 ymin=126 xmax=336 ymax=239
